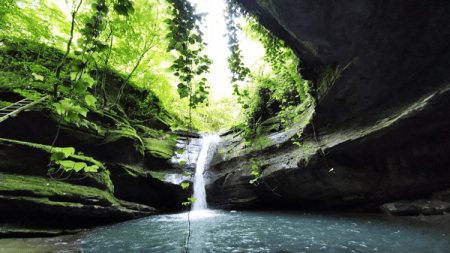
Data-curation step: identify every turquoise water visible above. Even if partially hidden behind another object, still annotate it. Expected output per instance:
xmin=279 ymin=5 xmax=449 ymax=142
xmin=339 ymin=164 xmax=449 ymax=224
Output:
xmin=76 ymin=210 xmax=449 ymax=253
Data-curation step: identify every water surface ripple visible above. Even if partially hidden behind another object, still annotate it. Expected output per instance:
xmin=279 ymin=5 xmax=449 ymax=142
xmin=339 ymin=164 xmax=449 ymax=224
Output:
xmin=77 ymin=210 xmax=450 ymax=253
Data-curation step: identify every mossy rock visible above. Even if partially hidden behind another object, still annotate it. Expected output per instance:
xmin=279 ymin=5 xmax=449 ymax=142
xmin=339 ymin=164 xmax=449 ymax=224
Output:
xmin=0 ymin=173 xmax=158 ymax=229
xmin=150 ymin=172 xmax=167 ymax=181
xmin=0 ymin=224 xmax=81 ymax=238
xmin=143 ymin=137 xmax=176 ymax=159
xmin=0 ymin=138 xmax=113 ymax=193
xmin=134 ymin=124 xmax=164 ymax=138
xmin=0 ymin=173 xmax=118 ymax=207
xmin=316 ymin=64 xmax=338 ymax=99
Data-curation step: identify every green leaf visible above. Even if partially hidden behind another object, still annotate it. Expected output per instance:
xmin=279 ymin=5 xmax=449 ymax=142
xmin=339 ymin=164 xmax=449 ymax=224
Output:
xmin=182 ymin=202 xmax=191 ymax=206
xmin=48 ymin=168 xmax=55 ymax=173
xmin=168 ymin=134 xmax=179 ymax=140
xmin=70 ymin=72 xmax=78 ymax=81
xmin=177 ymin=149 xmax=185 ymax=154
xmin=77 ymin=38 xmax=85 ymax=47
xmin=181 ymin=182 xmax=190 ymax=190
xmin=180 ymin=161 xmax=187 ymax=165
xmin=293 ymin=142 xmax=301 ymax=147
xmin=252 ymin=165 xmax=258 ymax=170
xmin=84 ymin=165 xmax=99 ymax=172
xmin=236 ymin=124 xmax=246 ymax=129
xmin=182 ymin=172 xmax=193 ymax=177
xmin=73 ymin=162 xmax=87 ymax=172
xmin=85 ymin=94 xmax=97 ymax=109
xmin=54 ymin=99 xmax=89 ymax=121
xmin=50 ymin=152 xmax=67 ymax=161
xmin=57 ymin=160 xmax=76 ymax=171
xmin=188 ymin=197 xmax=196 ymax=202
xmin=32 ymin=73 xmax=44 ymax=81
xmin=54 ymin=147 xmax=75 ymax=158
xmin=80 ymin=74 xmax=96 ymax=88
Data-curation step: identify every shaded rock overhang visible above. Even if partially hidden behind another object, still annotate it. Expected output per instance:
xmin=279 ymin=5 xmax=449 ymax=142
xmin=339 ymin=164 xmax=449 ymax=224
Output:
xmin=236 ymin=0 xmax=450 ymax=127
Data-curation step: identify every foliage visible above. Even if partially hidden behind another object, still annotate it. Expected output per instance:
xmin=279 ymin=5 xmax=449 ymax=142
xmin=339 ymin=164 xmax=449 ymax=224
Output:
xmin=168 ymin=94 xmax=242 ymax=131
xmin=165 ymin=0 xmax=212 ymax=108
xmin=0 ymin=138 xmax=105 ymax=175
xmin=0 ymin=0 xmax=315 ymax=186
xmin=1 ymin=0 xmax=244 ymax=131
xmin=222 ymin=2 xmax=312 ymax=183
xmin=12 ymin=88 xmax=42 ymax=100
xmin=182 ymin=197 xmax=196 ymax=206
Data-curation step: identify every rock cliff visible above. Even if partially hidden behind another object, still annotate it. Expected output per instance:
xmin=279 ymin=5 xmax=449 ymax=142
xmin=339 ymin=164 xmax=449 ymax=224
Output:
xmin=0 ymin=99 xmax=194 ymax=237
xmin=206 ymin=0 xmax=450 ymax=213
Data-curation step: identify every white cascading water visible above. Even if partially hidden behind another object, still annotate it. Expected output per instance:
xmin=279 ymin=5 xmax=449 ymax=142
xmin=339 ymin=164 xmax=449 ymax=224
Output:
xmin=191 ymin=133 xmax=220 ymax=211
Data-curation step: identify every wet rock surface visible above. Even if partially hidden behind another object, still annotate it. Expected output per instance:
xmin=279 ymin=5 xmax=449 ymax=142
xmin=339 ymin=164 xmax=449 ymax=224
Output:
xmin=380 ymin=199 xmax=450 ymax=216
xmin=0 ymin=108 xmax=198 ymax=237
xmin=109 ymin=164 xmax=192 ymax=212
xmin=206 ymin=88 xmax=450 ymax=211
xmin=206 ymin=1 xmax=450 ymax=213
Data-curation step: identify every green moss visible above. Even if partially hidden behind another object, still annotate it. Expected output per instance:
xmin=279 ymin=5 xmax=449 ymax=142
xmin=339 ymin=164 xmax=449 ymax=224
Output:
xmin=118 ymin=164 xmax=146 ymax=177
xmin=100 ymin=124 xmax=145 ymax=155
xmin=0 ymin=100 xmax=12 ymax=109
xmin=1 ymin=195 xmax=83 ymax=207
xmin=100 ymin=110 xmax=131 ymax=126
xmin=316 ymin=64 xmax=338 ymax=99
xmin=150 ymin=172 xmax=166 ymax=181
xmin=0 ymin=159 xmax=23 ymax=167
xmin=59 ymin=124 xmax=103 ymax=141
xmin=253 ymin=135 xmax=274 ymax=150
xmin=143 ymin=138 xmax=176 ymax=159
xmin=0 ymin=173 xmax=119 ymax=206
xmin=0 ymin=224 xmax=77 ymax=234
xmin=256 ymin=123 xmax=280 ymax=136
xmin=123 ymin=168 xmax=138 ymax=177
xmin=85 ymin=170 xmax=115 ymax=194
xmin=0 ymin=138 xmax=106 ymax=169
xmin=134 ymin=124 xmax=164 ymax=138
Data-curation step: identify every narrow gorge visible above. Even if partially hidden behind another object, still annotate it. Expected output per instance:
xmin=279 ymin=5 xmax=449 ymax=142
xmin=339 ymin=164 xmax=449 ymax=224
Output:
xmin=0 ymin=0 xmax=450 ymax=252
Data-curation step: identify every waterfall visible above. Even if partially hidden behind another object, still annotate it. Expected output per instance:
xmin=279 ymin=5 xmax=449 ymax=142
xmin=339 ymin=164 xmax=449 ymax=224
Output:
xmin=191 ymin=133 xmax=220 ymax=211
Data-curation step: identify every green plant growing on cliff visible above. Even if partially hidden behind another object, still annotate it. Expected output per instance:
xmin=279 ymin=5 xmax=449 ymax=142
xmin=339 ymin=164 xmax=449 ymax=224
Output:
xmin=48 ymin=147 xmax=100 ymax=179
xmin=249 ymin=156 xmax=262 ymax=184
xmin=223 ymin=2 xmax=310 ymax=185
xmin=163 ymin=1 xmax=213 ymax=250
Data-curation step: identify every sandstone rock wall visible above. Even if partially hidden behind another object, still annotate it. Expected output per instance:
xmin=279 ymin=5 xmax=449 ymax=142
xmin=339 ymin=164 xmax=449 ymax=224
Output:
xmin=0 ymin=108 xmax=192 ymax=236
xmin=206 ymin=0 xmax=450 ymax=213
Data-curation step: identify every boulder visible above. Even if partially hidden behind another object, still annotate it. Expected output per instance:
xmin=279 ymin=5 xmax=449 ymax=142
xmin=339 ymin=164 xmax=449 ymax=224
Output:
xmin=380 ymin=199 xmax=450 ymax=216
xmin=0 ymin=106 xmax=199 ymax=235
xmin=108 ymin=164 xmax=192 ymax=212
xmin=0 ymin=173 xmax=157 ymax=237
xmin=432 ymin=188 xmax=450 ymax=203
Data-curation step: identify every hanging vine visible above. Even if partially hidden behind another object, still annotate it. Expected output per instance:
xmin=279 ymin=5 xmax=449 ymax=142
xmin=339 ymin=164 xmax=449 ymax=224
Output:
xmin=164 ymin=0 xmax=213 ymax=251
